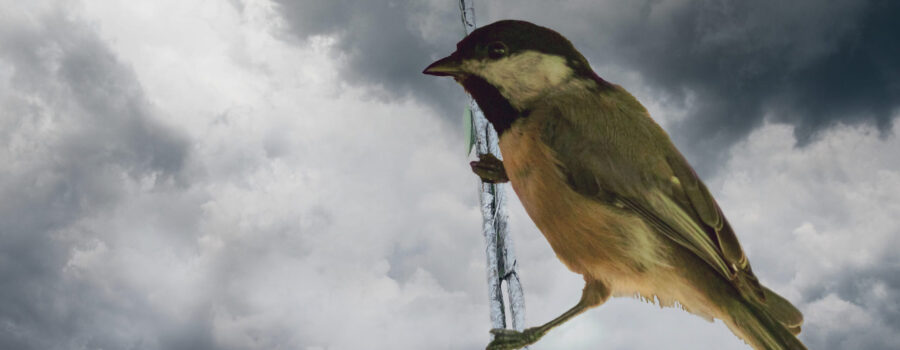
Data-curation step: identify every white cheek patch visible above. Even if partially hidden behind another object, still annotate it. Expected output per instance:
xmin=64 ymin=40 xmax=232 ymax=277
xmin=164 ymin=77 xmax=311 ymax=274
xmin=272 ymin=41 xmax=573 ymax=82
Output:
xmin=463 ymin=51 xmax=574 ymax=109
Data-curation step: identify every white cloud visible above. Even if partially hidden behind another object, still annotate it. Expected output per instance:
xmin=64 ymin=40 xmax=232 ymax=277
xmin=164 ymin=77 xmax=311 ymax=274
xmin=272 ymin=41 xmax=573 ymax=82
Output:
xmin=712 ymin=120 xmax=900 ymax=349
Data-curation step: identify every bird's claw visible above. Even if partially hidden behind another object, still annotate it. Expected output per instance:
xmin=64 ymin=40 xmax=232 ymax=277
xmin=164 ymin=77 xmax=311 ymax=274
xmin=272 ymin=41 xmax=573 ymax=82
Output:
xmin=486 ymin=327 xmax=545 ymax=350
xmin=470 ymin=153 xmax=509 ymax=183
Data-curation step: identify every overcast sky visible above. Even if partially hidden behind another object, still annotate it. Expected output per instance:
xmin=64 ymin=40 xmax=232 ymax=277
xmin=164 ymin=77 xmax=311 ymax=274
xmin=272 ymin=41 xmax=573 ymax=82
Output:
xmin=1 ymin=1 xmax=898 ymax=349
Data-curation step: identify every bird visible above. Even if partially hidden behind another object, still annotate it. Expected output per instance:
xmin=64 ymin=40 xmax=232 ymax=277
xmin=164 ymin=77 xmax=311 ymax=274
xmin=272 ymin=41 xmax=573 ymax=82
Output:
xmin=423 ymin=20 xmax=805 ymax=350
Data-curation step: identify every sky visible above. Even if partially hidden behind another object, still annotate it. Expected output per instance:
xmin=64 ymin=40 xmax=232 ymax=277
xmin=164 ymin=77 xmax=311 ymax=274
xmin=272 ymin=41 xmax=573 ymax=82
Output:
xmin=0 ymin=1 xmax=898 ymax=349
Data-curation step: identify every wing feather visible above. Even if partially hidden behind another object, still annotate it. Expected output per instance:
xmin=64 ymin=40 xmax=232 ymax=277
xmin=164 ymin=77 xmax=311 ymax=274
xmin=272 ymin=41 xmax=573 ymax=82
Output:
xmin=537 ymin=94 xmax=765 ymax=302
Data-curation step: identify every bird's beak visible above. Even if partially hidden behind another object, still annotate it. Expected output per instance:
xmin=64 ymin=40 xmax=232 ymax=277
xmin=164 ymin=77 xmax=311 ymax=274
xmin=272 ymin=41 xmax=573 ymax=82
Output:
xmin=423 ymin=52 xmax=464 ymax=77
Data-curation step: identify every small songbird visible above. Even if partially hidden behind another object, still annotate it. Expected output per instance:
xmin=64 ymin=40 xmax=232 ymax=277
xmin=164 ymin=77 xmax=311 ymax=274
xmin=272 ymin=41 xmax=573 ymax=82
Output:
xmin=424 ymin=20 xmax=805 ymax=350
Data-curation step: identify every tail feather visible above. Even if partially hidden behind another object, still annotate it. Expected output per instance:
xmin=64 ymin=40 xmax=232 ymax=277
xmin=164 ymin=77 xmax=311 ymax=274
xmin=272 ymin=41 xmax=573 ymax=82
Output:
xmin=728 ymin=298 xmax=806 ymax=350
xmin=761 ymin=286 xmax=803 ymax=335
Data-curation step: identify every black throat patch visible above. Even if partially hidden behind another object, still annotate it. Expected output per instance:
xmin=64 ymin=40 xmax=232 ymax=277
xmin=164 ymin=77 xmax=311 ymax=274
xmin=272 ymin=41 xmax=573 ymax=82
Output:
xmin=460 ymin=75 xmax=523 ymax=135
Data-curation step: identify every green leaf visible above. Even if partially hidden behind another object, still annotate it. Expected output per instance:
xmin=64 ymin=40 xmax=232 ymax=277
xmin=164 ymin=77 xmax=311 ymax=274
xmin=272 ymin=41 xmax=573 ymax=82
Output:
xmin=464 ymin=106 xmax=475 ymax=155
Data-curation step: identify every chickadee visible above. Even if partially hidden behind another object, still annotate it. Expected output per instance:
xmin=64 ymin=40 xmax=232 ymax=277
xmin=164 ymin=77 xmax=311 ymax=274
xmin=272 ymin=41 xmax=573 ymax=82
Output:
xmin=424 ymin=20 xmax=805 ymax=350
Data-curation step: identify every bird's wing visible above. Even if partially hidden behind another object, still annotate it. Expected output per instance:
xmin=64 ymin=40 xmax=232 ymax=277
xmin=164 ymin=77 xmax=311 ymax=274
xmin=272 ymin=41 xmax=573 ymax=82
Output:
xmin=539 ymin=104 xmax=766 ymax=302
xmin=638 ymin=152 xmax=765 ymax=302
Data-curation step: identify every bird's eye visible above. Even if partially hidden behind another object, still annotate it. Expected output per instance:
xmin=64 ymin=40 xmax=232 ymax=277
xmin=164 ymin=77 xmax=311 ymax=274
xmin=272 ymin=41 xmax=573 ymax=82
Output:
xmin=487 ymin=42 xmax=508 ymax=59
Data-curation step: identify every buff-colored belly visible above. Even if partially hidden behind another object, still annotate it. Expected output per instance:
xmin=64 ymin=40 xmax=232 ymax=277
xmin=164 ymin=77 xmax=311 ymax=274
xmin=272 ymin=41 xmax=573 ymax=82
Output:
xmin=498 ymin=122 xmax=730 ymax=322
xmin=499 ymin=127 xmax=721 ymax=319
xmin=498 ymin=125 xmax=665 ymax=280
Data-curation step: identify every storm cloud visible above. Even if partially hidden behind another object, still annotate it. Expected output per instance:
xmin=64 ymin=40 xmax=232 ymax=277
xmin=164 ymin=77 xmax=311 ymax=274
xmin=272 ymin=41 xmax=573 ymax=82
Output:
xmin=1 ymin=1 xmax=898 ymax=349
xmin=556 ymin=0 xmax=900 ymax=171
xmin=270 ymin=0 xmax=900 ymax=173
xmin=270 ymin=0 xmax=469 ymax=119
xmin=0 ymin=4 xmax=192 ymax=349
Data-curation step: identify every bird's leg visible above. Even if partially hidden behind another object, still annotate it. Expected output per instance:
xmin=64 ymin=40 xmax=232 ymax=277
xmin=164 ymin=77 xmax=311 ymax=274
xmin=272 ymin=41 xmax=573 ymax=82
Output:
xmin=486 ymin=279 xmax=610 ymax=350
xmin=470 ymin=153 xmax=509 ymax=183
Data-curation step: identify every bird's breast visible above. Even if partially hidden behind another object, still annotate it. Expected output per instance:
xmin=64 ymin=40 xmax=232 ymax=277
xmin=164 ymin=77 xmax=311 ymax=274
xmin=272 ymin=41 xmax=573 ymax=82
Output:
xmin=498 ymin=121 xmax=666 ymax=281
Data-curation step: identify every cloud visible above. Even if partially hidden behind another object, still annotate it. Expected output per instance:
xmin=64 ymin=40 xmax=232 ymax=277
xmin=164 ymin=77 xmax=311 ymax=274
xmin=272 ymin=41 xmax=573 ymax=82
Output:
xmin=269 ymin=0 xmax=470 ymax=120
xmin=577 ymin=0 xmax=900 ymax=172
xmin=712 ymin=119 xmax=900 ymax=349
xmin=0 ymin=3 xmax=193 ymax=349
xmin=268 ymin=0 xmax=900 ymax=175
xmin=1 ymin=1 xmax=898 ymax=350
xmin=2 ymin=1 xmax=493 ymax=349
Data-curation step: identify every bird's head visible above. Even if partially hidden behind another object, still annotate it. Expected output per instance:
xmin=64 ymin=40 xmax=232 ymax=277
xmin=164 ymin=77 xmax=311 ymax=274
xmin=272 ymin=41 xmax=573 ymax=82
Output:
xmin=424 ymin=20 xmax=606 ymax=114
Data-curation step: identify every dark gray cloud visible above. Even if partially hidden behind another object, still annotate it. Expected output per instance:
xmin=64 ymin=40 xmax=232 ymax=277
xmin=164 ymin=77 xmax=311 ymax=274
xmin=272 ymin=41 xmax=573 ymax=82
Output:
xmin=270 ymin=0 xmax=900 ymax=174
xmin=0 ymin=8 xmax=194 ymax=350
xmin=567 ymin=0 xmax=900 ymax=172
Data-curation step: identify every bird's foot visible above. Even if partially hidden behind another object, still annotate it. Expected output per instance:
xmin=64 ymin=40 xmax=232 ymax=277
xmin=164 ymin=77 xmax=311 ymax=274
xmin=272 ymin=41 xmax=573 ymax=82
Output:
xmin=486 ymin=327 xmax=545 ymax=350
xmin=470 ymin=153 xmax=509 ymax=183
